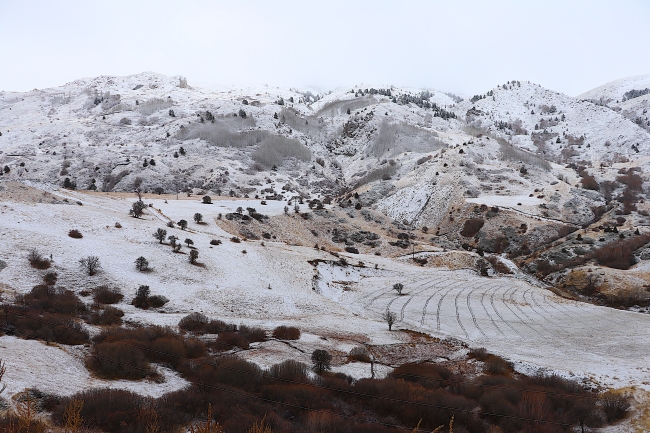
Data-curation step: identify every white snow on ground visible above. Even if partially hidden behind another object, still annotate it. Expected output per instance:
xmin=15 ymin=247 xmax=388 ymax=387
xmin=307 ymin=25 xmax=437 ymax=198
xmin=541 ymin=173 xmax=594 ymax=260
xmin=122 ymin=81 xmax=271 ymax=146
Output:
xmin=466 ymin=194 xmax=544 ymax=208
xmin=314 ymin=261 xmax=650 ymax=391
xmin=0 ymin=336 xmax=188 ymax=397
xmin=2 ymin=185 xmax=650 ymax=396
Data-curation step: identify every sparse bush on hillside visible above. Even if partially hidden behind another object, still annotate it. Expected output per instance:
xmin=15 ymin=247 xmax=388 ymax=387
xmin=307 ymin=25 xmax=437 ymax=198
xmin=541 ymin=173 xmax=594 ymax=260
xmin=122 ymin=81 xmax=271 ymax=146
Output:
xmin=93 ymin=286 xmax=123 ymax=304
xmin=189 ymin=249 xmax=199 ymax=264
xmin=43 ymin=271 xmax=58 ymax=286
xmin=79 ymin=256 xmax=101 ymax=276
xmin=154 ymin=228 xmax=167 ymax=243
xmin=460 ymin=218 xmax=485 ymax=237
xmin=135 ymin=256 xmax=149 ymax=271
xmin=393 ymin=283 xmax=404 ymax=295
xmin=383 ymin=309 xmax=397 ymax=330
xmin=68 ymin=229 xmax=83 ymax=238
xmin=87 ymin=304 xmax=124 ymax=326
xmin=499 ymin=141 xmax=551 ymax=170
xmin=28 ymin=249 xmax=51 ymax=269
xmin=272 ymin=325 xmax=301 ymax=340
xmin=129 ymin=200 xmax=146 ymax=218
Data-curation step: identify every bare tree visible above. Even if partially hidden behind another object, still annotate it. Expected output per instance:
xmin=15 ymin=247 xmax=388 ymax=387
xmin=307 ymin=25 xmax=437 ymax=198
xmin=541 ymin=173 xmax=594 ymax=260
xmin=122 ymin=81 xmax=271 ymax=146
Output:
xmin=129 ymin=200 xmax=147 ymax=218
xmin=154 ymin=228 xmax=167 ymax=243
xmin=382 ymin=309 xmax=397 ymax=331
xmin=393 ymin=283 xmax=404 ymax=295
xmin=79 ymin=256 xmax=101 ymax=276
xmin=135 ymin=256 xmax=149 ymax=271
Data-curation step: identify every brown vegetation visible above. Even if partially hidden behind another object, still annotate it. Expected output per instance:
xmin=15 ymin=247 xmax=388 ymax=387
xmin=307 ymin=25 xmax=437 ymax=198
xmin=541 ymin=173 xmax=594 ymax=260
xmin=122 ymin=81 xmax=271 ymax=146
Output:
xmin=460 ymin=219 xmax=485 ymax=238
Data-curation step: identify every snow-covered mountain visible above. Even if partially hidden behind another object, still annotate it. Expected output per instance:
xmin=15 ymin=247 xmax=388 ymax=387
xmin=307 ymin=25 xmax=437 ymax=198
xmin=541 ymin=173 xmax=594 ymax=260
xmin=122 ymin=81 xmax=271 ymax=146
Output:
xmin=4 ymin=72 xmax=650 ymax=414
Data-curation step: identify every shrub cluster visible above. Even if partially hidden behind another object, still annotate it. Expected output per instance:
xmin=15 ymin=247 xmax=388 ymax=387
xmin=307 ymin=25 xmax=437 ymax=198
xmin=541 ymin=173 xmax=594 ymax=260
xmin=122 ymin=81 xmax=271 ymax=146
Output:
xmin=272 ymin=325 xmax=301 ymax=340
xmin=28 ymin=249 xmax=51 ymax=269
xmin=93 ymin=286 xmax=124 ymax=304
xmin=87 ymin=326 xmax=207 ymax=380
xmin=47 ymin=351 xmax=627 ymax=433
xmin=68 ymin=229 xmax=83 ymax=238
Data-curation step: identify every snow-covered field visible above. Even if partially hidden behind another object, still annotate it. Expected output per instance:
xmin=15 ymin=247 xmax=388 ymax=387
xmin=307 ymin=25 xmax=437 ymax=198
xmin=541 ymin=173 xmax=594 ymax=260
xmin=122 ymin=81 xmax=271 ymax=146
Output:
xmin=314 ymin=261 xmax=650 ymax=390
xmin=2 ymin=182 xmax=649 ymax=398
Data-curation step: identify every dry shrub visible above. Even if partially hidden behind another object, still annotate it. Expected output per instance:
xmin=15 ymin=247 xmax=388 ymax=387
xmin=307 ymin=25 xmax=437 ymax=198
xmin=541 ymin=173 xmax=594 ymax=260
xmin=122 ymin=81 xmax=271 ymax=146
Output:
xmin=239 ymin=325 xmax=267 ymax=343
xmin=88 ymin=326 xmax=207 ymax=379
xmin=93 ymin=286 xmax=123 ymax=304
xmin=483 ymin=356 xmax=513 ymax=375
xmin=28 ymin=249 xmax=51 ymax=270
xmin=52 ymin=389 xmax=147 ymax=433
xmin=178 ymin=313 xmax=236 ymax=334
xmin=68 ymin=229 xmax=83 ymax=239
xmin=267 ymin=360 xmax=310 ymax=383
xmin=593 ymin=233 xmax=650 ymax=269
xmin=460 ymin=219 xmax=484 ymax=237
xmin=581 ymin=174 xmax=599 ymax=190
xmin=1 ymin=305 xmax=89 ymax=345
xmin=87 ymin=305 xmax=124 ymax=326
xmin=19 ymin=285 xmax=86 ymax=315
xmin=468 ymin=347 xmax=489 ymax=361
xmin=43 ymin=271 xmax=58 ymax=286
xmin=601 ymin=391 xmax=631 ymax=422
xmin=88 ymin=342 xmax=151 ymax=380
xmin=485 ymin=256 xmax=513 ymax=274
xmin=179 ymin=312 xmax=209 ymax=332
xmin=213 ymin=332 xmax=249 ymax=351
xmin=347 ymin=346 xmax=371 ymax=363
xmin=390 ymin=363 xmax=452 ymax=389
xmin=272 ymin=325 xmax=301 ymax=340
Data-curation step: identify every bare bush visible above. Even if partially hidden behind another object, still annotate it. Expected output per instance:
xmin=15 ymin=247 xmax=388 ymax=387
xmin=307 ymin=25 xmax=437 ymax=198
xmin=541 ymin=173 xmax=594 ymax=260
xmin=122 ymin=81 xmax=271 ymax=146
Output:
xmin=79 ymin=256 xmax=101 ymax=276
xmin=272 ymin=325 xmax=301 ymax=340
xmin=94 ymin=286 xmax=123 ymax=304
xmin=28 ymin=249 xmax=51 ymax=269
xmin=68 ymin=229 xmax=83 ymax=238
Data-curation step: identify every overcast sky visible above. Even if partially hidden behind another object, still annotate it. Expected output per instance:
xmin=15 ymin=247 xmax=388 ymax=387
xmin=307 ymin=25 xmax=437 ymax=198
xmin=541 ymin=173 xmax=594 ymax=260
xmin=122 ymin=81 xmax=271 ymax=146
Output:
xmin=1 ymin=0 xmax=649 ymax=96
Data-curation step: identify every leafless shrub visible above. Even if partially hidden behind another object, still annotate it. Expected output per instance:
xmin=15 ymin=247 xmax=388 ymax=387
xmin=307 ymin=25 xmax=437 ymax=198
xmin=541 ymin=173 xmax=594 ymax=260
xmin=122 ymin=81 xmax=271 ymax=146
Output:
xmin=272 ymin=325 xmax=301 ymax=340
xmin=348 ymin=346 xmax=372 ymax=363
xmin=28 ymin=249 xmax=51 ymax=269
xmin=93 ymin=286 xmax=123 ymax=304
xmin=68 ymin=229 xmax=83 ymax=238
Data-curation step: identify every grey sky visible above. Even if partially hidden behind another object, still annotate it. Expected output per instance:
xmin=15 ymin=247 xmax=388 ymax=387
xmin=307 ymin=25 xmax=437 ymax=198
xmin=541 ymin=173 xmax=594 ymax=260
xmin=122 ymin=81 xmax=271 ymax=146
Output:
xmin=1 ymin=0 xmax=649 ymax=96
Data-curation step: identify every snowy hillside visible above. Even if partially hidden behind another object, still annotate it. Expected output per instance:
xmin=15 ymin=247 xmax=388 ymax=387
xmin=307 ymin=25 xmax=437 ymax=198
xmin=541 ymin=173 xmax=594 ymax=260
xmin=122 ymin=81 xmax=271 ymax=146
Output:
xmin=3 ymin=72 xmax=650 ymax=424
